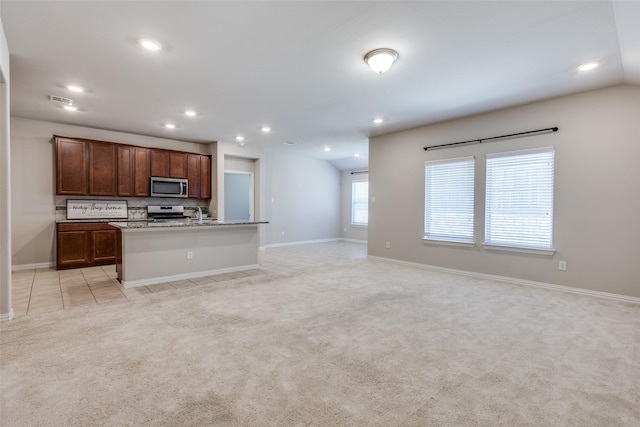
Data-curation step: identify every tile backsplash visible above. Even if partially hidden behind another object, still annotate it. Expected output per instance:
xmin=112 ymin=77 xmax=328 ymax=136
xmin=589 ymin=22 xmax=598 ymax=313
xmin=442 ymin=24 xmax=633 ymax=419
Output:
xmin=55 ymin=196 xmax=214 ymax=221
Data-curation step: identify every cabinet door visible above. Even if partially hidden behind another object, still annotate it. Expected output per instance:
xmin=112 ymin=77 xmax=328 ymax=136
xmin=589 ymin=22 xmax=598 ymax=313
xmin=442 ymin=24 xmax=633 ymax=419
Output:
xmin=200 ymin=155 xmax=211 ymax=199
xmin=151 ymin=149 xmax=170 ymax=177
xmin=134 ymin=148 xmax=150 ymax=197
xmin=117 ymin=146 xmax=134 ymax=197
xmin=57 ymin=231 xmax=90 ymax=267
xmin=56 ymin=138 xmax=88 ymax=195
xmin=170 ymin=152 xmax=188 ymax=179
xmin=89 ymin=142 xmax=117 ymax=196
xmin=187 ymin=154 xmax=201 ymax=198
xmin=92 ymin=229 xmax=116 ymax=262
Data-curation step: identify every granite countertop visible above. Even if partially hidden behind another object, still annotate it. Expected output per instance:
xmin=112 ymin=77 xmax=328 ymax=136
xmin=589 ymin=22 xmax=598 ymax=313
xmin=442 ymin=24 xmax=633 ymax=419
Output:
xmin=56 ymin=219 xmax=153 ymax=224
xmin=109 ymin=219 xmax=268 ymax=230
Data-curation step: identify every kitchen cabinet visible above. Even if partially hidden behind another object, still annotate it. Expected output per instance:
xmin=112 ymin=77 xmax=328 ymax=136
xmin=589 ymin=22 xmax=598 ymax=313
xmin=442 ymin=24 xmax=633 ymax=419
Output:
xmin=150 ymin=149 xmax=170 ymax=177
xmin=151 ymin=149 xmax=187 ymax=179
xmin=133 ymin=147 xmax=150 ymax=197
xmin=118 ymin=146 xmax=150 ymax=197
xmin=117 ymin=146 xmax=134 ymax=196
xmin=200 ymin=155 xmax=211 ymax=199
xmin=187 ymin=154 xmax=212 ymax=199
xmin=89 ymin=142 xmax=117 ymax=196
xmin=56 ymin=137 xmax=88 ymax=195
xmin=170 ymin=152 xmax=187 ymax=179
xmin=55 ymin=135 xmax=210 ymax=199
xmin=56 ymin=222 xmax=117 ymax=269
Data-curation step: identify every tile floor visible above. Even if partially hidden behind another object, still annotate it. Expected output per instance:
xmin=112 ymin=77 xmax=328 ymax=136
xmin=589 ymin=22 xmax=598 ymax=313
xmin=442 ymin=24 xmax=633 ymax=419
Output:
xmin=10 ymin=241 xmax=368 ymax=318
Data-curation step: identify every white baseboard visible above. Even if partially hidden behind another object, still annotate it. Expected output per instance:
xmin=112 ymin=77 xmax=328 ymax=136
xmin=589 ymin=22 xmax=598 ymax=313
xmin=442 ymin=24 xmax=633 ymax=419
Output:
xmin=368 ymin=255 xmax=640 ymax=305
xmin=263 ymin=238 xmax=341 ymax=249
xmin=0 ymin=309 xmax=14 ymax=323
xmin=12 ymin=262 xmax=55 ymax=271
xmin=122 ymin=264 xmax=260 ymax=288
xmin=263 ymin=238 xmax=367 ymax=249
xmin=340 ymin=238 xmax=367 ymax=244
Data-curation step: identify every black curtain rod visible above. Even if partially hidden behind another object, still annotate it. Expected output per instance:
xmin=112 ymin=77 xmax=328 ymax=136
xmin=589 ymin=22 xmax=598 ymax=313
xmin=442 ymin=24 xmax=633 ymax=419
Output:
xmin=423 ymin=127 xmax=558 ymax=151
xmin=350 ymin=170 xmax=368 ymax=175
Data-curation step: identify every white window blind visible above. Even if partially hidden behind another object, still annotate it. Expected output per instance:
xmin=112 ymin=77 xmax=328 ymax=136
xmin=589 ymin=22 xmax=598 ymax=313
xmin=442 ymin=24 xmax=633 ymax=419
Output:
xmin=424 ymin=157 xmax=475 ymax=243
xmin=351 ymin=180 xmax=369 ymax=226
xmin=485 ymin=147 xmax=554 ymax=250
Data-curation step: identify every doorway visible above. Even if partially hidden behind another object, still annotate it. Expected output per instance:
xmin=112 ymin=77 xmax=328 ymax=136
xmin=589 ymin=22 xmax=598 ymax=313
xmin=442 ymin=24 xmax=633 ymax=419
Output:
xmin=224 ymin=171 xmax=254 ymax=221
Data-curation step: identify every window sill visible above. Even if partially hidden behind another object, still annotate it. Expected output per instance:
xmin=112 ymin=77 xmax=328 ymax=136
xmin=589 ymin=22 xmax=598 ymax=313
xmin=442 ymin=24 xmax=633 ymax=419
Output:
xmin=482 ymin=244 xmax=556 ymax=256
xmin=351 ymin=223 xmax=368 ymax=228
xmin=422 ymin=238 xmax=475 ymax=248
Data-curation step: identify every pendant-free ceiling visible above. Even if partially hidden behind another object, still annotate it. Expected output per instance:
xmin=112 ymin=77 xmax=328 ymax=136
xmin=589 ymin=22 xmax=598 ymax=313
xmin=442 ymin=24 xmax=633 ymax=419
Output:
xmin=364 ymin=48 xmax=398 ymax=74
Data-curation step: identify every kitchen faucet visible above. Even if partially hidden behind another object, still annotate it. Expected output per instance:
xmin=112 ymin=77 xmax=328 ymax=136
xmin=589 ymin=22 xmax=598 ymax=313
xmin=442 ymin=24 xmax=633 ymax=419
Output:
xmin=197 ymin=206 xmax=203 ymax=224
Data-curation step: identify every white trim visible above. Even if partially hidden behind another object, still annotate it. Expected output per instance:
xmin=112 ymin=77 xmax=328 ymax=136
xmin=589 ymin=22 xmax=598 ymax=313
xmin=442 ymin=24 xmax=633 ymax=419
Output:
xmin=423 ymin=238 xmax=475 ymax=248
xmin=341 ymin=238 xmax=367 ymax=244
xmin=367 ymin=255 xmax=640 ymax=304
xmin=263 ymin=238 xmax=341 ymax=249
xmin=0 ymin=308 xmax=13 ymax=323
xmin=264 ymin=238 xmax=366 ymax=249
xmin=12 ymin=262 xmax=55 ymax=271
xmin=122 ymin=264 xmax=259 ymax=288
xmin=482 ymin=243 xmax=555 ymax=256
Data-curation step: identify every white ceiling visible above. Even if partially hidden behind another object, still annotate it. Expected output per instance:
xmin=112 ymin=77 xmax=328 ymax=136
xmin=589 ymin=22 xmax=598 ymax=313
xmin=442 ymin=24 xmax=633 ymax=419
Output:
xmin=1 ymin=1 xmax=639 ymax=171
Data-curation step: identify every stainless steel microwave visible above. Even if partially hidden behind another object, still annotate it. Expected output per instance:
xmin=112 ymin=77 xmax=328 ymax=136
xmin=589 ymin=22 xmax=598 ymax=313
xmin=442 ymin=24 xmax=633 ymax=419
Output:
xmin=150 ymin=177 xmax=188 ymax=198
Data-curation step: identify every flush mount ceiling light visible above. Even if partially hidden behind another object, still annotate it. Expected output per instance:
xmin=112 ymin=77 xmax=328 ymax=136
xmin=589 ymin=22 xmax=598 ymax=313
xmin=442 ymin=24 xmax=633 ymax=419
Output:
xmin=63 ymin=105 xmax=77 ymax=111
xmin=373 ymin=118 xmax=384 ymax=124
xmin=261 ymin=126 xmax=271 ymax=133
xmin=66 ymin=85 xmax=84 ymax=93
xmin=364 ymin=48 xmax=398 ymax=74
xmin=577 ymin=61 xmax=600 ymax=72
xmin=323 ymin=146 xmax=331 ymax=152
xmin=184 ymin=110 xmax=197 ymax=117
xmin=139 ymin=38 xmax=162 ymax=51
xmin=164 ymin=123 xmax=176 ymax=129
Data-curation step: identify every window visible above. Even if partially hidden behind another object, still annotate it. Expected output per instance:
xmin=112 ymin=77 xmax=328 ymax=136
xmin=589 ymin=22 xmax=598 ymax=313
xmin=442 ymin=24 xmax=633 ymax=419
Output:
xmin=351 ymin=180 xmax=369 ymax=226
xmin=424 ymin=157 xmax=475 ymax=243
xmin=485 ymin=147 xmax=554 ymax=250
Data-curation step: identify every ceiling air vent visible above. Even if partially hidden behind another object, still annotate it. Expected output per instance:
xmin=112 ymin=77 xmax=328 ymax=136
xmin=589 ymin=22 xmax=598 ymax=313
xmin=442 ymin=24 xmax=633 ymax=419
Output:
xmin=49 ymin=95 xmax=74 ymax=105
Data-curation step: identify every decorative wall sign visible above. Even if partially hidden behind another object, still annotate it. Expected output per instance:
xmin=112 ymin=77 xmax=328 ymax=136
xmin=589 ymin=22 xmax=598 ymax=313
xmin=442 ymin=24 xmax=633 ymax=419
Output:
xmin=66 ymin=200 xmax=128 ymax=220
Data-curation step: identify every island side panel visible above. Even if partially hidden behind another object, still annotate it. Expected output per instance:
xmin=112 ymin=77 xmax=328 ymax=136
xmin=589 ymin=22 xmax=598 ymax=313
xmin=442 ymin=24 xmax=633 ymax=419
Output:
xmin=119 ymin=225 xmax=259 ymax=287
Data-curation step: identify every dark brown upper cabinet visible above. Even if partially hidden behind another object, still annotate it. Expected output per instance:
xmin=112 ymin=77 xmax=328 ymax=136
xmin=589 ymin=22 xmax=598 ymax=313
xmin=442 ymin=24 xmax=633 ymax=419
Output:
xmin=56 ymin=137 xmax=88 ymax=195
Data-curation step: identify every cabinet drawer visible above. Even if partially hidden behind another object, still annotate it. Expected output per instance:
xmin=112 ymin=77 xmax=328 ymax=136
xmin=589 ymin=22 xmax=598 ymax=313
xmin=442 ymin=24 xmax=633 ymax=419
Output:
xmin=58 ymin=222 xmax=115 ymax=232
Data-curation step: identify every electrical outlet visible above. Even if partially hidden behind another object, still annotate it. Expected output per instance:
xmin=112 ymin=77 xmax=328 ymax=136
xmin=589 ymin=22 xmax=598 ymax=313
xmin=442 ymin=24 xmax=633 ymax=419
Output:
xmin=558 ymin=260 xmax=567 ymax=271
xmin=385 ymin=241 xmax=391 ymax=249
xmin=187 ymin=251 xmax=193 ymax=260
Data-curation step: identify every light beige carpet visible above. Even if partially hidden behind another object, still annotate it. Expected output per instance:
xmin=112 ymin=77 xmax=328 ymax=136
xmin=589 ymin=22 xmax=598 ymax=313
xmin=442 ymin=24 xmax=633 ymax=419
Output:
xmin=2 ymin=243 xmax=639 ymax=426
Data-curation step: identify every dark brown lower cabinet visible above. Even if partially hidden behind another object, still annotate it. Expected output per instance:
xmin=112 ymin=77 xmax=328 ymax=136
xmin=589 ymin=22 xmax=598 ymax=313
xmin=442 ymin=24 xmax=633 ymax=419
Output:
xmin=56 ymin=222 xmax=117 ymax=269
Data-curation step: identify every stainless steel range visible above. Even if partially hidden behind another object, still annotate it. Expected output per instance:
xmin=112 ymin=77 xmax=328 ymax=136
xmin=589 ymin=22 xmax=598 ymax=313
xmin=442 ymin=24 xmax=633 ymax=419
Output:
xmin=147 ymin=205 xmax=189 ymax=221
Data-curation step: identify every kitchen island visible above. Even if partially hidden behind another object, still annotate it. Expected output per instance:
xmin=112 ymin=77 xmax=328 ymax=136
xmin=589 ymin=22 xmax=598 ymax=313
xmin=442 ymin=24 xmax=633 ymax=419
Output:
xmin=110 ymin=220 xmax=268 ymax=288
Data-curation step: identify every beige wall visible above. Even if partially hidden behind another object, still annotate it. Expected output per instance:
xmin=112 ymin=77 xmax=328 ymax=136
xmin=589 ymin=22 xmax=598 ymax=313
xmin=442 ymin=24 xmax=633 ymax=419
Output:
xmin=369 ymin=85 xmax=640 ymax=298
xmin=1 ymin=12 xmax=12 ymax=320
xmin=10 ymin=117 xmax=211 ymax=267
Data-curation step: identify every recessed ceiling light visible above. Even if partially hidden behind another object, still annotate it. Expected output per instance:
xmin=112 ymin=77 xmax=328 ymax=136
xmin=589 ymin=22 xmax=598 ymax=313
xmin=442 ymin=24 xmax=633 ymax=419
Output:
xmin=184 ymin=110 xmax=197 ymax=117
xmin=164 ymin=123 xmax=176 ymax=129
xmin=577 ymin=61 xmax=600 ymax=72
xmin=235 ymin=136 xmax=245 ymax=142
xmin=67 ymin=85 xmax=84 ymax=93
xmin=63 ymin=105 xmax=77 ymax=111
xmin=323 ymin=146 xmax=331 ymax=152
xmin=354 ymin=153 xmax=360 ymax=158
xmin=373 ymin=118 xmax=384 ymax=124
xmin=139 ymin=38 xmax=162 ymax=51
xmin=261 ymin=126 xmax=271 ymax=133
